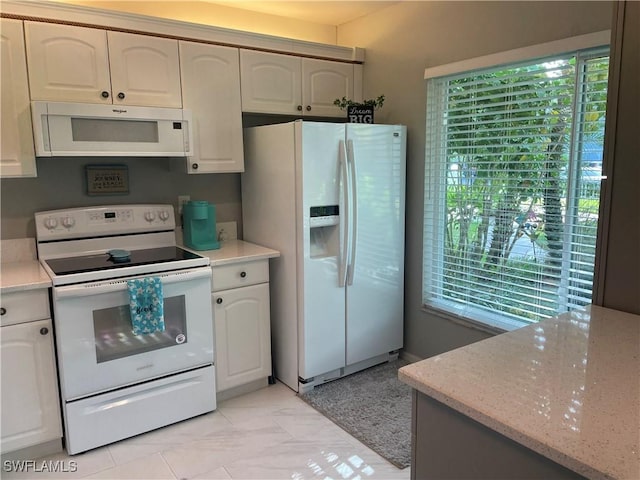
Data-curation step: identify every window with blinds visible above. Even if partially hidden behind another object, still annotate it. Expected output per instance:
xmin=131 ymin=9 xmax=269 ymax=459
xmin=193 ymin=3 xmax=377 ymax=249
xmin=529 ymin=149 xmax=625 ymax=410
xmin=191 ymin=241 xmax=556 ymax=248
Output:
xmin=423 ymin=48 xmax=609 ymax=330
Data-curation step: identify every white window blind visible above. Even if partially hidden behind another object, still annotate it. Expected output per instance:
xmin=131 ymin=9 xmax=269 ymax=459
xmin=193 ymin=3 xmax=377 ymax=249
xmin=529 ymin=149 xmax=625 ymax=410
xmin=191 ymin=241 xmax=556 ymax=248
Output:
xmin=423 ymin=48 xmax=609 ymax=330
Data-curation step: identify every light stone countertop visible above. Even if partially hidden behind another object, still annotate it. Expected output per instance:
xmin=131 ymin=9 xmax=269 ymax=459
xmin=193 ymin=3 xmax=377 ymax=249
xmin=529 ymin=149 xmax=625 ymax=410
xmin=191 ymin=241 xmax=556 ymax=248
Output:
xmin=0 ymin=239 xmax=278 ymax=293
xmin=0 ymin=260 xmax=52 ymax=293
xmin=187 ymin=239 xmax=280 ymax=267
xmin=399 ymin=305 xmax=640 ymax=480
xmin=1 ymin=238 xmax=51 ymax=292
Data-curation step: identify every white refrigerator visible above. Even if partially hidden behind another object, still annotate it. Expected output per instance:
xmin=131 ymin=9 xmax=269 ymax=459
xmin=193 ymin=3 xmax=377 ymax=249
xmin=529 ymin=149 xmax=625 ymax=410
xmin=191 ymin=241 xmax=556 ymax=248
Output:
xmin=242 ymin=120 xmax=406 ymax=392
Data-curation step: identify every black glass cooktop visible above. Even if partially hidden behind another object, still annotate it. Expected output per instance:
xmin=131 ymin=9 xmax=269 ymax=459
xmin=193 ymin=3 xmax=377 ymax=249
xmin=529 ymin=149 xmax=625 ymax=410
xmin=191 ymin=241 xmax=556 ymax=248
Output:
xmin=45 ymin=247 xmax=203 ymax=276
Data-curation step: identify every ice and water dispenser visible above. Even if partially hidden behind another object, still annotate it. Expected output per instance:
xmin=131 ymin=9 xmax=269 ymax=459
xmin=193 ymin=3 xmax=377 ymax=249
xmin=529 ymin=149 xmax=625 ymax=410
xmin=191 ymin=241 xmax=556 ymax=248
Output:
xmin=183 ymin=201 xmax=220 ymax=250
xmin=309 ymin=205 xmax=340 ymax=258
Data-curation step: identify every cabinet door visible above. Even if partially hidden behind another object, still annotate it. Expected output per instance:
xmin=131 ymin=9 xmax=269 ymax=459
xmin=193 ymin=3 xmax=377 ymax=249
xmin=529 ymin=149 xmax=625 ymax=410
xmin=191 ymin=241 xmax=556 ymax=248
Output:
xmin=240 ymin=50 xmax=301 ymax=115
xmin=1 ymin=19 xmax=36 ymax=177
xmin=0 ymin=319 xmax=62 ymax=454
xmin=302 ymin=58 xmax=354 ymax=117
xmin=213 ymin=283 xmax=271 ymax=392
xmin=180 ymin=42 xmax=244 ymax=173
xmin=108 ymin=31 xmax=182 ymax=108
xmin=25 ymin=22 xmax=111 ymax=103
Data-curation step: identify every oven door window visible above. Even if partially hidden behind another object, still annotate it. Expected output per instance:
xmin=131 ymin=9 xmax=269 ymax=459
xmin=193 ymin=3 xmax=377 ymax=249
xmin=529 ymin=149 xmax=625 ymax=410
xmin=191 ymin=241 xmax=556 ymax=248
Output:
xmin=93 ymin=295 xmax=186 ymax=363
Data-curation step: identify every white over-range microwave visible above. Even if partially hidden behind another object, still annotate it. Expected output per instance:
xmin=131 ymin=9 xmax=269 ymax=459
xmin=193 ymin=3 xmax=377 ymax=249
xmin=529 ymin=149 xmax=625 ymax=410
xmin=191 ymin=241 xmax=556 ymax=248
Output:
xmin=31 ymin=101 xmax=193 ymax=157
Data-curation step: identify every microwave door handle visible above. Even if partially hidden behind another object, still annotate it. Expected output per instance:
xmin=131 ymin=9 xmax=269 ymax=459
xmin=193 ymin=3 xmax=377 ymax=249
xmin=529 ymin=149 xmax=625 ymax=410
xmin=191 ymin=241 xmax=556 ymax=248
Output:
xmin=182 ymin=110 xmax=194 ymax=156
xmin=31 ymin=101 xmax=52 ymax=156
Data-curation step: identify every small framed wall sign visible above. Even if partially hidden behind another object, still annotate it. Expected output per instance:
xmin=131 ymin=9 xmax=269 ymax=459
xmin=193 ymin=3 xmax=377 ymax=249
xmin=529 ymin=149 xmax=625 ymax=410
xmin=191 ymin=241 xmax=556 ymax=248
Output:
xmin=86 ymin=165 xmax=129 ymax=196
xmin=347 ymin=105 xmax=374 ymax=124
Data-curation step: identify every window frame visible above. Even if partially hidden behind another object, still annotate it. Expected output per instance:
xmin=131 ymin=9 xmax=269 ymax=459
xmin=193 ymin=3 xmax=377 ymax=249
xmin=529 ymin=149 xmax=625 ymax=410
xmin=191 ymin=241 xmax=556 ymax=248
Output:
xmin=422 ymin=35 xmax=611 ymax=332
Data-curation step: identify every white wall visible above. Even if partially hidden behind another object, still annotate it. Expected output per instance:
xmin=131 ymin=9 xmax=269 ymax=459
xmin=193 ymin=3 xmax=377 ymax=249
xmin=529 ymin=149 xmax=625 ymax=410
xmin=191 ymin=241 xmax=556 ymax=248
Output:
xmin=337 ymin=1 xmax=614 ymax=359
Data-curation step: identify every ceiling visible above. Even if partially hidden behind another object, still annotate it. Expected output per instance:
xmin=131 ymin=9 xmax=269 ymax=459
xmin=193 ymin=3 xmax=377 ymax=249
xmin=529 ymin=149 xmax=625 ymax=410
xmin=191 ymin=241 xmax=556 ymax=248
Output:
xmin=203 ymin=1 xmax=399 ymax=26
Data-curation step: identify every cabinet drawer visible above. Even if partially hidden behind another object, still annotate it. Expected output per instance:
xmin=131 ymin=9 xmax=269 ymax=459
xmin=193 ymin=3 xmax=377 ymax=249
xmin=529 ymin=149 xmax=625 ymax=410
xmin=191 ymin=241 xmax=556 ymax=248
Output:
xmin=212 ymin=260 xmax=269 ymax=292
xmin=0 ymin=289 xmax=50 ymax=327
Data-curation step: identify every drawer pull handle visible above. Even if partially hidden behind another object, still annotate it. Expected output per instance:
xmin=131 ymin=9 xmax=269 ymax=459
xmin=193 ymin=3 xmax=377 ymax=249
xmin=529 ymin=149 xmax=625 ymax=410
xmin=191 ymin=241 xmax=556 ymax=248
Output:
xmin=117 ymin=92 xmax=126 ymax=100
xmin=40 ymin=327 xmax=49 ymax=335
xmin=0 ymin=307 xmax=5 ymax=315
xmin=240 ymin=271 xmax=247 ymax=278
xmin=216 ymin=297 xmax=223 ymax=304
xmin=101 ymin=91 xmax=110 ymax=99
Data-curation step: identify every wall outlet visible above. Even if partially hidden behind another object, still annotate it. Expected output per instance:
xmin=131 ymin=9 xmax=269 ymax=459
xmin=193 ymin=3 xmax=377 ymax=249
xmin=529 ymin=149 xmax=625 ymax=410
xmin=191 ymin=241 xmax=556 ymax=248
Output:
xmin=177 ymin=195 xmax=190 ymax=214
xmin=216 ymin=221 xmax=237 ymax=242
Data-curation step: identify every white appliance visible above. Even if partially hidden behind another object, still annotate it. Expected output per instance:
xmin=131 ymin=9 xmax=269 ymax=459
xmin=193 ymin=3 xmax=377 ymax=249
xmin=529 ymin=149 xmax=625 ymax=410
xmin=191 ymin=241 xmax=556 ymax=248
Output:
xmin=35 ymin=205 xmax=215 ymax=455
xmin=31 ymin=101 xmax=193 ymax=157
xmin=242 ymin=120 xmax=406 ymax=392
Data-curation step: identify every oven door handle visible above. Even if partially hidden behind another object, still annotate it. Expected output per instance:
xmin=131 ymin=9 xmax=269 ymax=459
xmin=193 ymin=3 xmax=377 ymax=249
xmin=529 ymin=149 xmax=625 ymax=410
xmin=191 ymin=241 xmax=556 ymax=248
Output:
xmin=53 ymin=267 xmax=211 ymax=299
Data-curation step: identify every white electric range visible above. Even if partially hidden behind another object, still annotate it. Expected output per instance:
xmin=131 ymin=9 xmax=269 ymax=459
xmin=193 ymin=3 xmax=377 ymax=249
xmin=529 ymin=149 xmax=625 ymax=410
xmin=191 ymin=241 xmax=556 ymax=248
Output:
xmin=35 ymin=204 xmax=216 ymax=455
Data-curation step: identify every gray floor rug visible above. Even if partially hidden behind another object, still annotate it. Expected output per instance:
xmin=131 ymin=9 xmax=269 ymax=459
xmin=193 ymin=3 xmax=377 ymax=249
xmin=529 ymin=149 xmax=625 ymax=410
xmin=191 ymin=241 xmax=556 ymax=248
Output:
xmin=298 ymin=359 xmax=411 ymax=469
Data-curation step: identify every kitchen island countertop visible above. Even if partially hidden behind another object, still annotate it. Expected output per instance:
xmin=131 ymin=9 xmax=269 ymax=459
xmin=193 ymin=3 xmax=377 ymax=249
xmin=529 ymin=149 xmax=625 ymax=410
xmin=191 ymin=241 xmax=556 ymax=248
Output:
xmin=399 ymin=305 xmax=640 ymax=480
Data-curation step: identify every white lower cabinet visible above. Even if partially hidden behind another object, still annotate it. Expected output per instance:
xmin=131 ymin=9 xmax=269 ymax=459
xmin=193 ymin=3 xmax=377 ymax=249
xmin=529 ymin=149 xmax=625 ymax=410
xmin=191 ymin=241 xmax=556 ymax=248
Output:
xmin=212 ymin=260 xmax=272 ymax=394
xmin=0 ymin=293 xmax=62 ymax=455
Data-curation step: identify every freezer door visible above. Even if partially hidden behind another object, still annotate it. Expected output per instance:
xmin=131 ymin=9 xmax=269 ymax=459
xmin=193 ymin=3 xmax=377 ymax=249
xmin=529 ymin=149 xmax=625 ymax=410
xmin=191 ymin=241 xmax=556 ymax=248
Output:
xmin=345 ymin=124 xmax=406 ymax=366
xmin=299 ymin=122 xmax=348 ymax=380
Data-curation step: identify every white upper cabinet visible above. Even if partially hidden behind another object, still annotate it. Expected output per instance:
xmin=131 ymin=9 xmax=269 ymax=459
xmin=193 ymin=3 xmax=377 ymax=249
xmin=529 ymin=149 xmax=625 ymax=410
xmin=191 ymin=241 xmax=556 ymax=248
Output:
xmin=107 ymin=31 xmax=182 ymax=108
xmin=240 ymin=50 xmax=356 ymax=117
xmin=302 ymin=58 xmax=354 ymax=117
xmin=240 ymin=50 xmax=301 ymax=115
xmin=25 ymin=22 xmax=111 ymax=104
xmin=1 ymin=19 xmax=36 ymax=177
xmin=25 ymin=22 xmax=182 ymax=107
xmin=179 ymin=41 xmax=244 ymax=173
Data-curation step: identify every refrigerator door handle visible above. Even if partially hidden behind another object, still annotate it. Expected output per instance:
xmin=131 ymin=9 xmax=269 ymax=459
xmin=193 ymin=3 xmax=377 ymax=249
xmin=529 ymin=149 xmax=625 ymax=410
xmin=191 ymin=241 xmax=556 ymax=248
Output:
xmin=347 ymin=139 xmax=358 ymax=286
xmin=339 ymin=140 xmax=350 ymax=288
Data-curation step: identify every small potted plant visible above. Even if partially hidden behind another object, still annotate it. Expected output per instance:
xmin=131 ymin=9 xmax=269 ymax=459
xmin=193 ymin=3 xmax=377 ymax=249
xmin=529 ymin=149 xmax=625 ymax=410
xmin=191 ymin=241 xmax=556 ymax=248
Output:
xmin=333 ymin=95 xmax=385 ymax=123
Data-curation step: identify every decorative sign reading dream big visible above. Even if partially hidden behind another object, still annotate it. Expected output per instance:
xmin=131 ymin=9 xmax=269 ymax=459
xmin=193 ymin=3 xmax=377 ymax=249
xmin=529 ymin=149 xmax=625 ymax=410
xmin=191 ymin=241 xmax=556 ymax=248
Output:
xmin=348 ymin=105 xmax=374 ymax=123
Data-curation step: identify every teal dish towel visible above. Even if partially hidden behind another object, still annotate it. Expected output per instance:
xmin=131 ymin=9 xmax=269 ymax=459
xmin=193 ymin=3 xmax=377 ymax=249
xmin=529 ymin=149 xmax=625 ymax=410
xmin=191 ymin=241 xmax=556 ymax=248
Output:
xmin=127 ymin=277 xmax=165 ymax=335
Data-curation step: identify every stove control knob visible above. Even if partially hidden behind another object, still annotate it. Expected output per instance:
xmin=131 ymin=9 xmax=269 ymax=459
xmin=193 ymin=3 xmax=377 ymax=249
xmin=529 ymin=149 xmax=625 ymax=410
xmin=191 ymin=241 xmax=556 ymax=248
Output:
xmin=44 ymin=217 xmax=58 ymax=230
xmin=159 ymin=210 xmax=170 ymax=221
xmin=144 ymin=211 xmax=156 ymax=222
xmin=62 ymin=216 xmax=75 ymax=229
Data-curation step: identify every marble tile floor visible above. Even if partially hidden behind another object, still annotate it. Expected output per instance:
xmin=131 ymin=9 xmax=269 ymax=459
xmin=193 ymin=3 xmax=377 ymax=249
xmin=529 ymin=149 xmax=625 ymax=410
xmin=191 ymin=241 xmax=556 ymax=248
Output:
xmin=3 ymin=381 xmax=410 ymax=480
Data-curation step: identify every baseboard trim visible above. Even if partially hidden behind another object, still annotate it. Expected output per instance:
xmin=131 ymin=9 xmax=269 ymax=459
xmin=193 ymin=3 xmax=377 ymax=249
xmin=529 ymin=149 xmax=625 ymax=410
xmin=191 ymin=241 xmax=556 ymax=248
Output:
xmin=1 ymin=439 xmax=63 ymax=461
xmin=216 ymin=377 xmax=269 ymax=402
xmin=399 ymin=350 xmax=423 ymax=364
